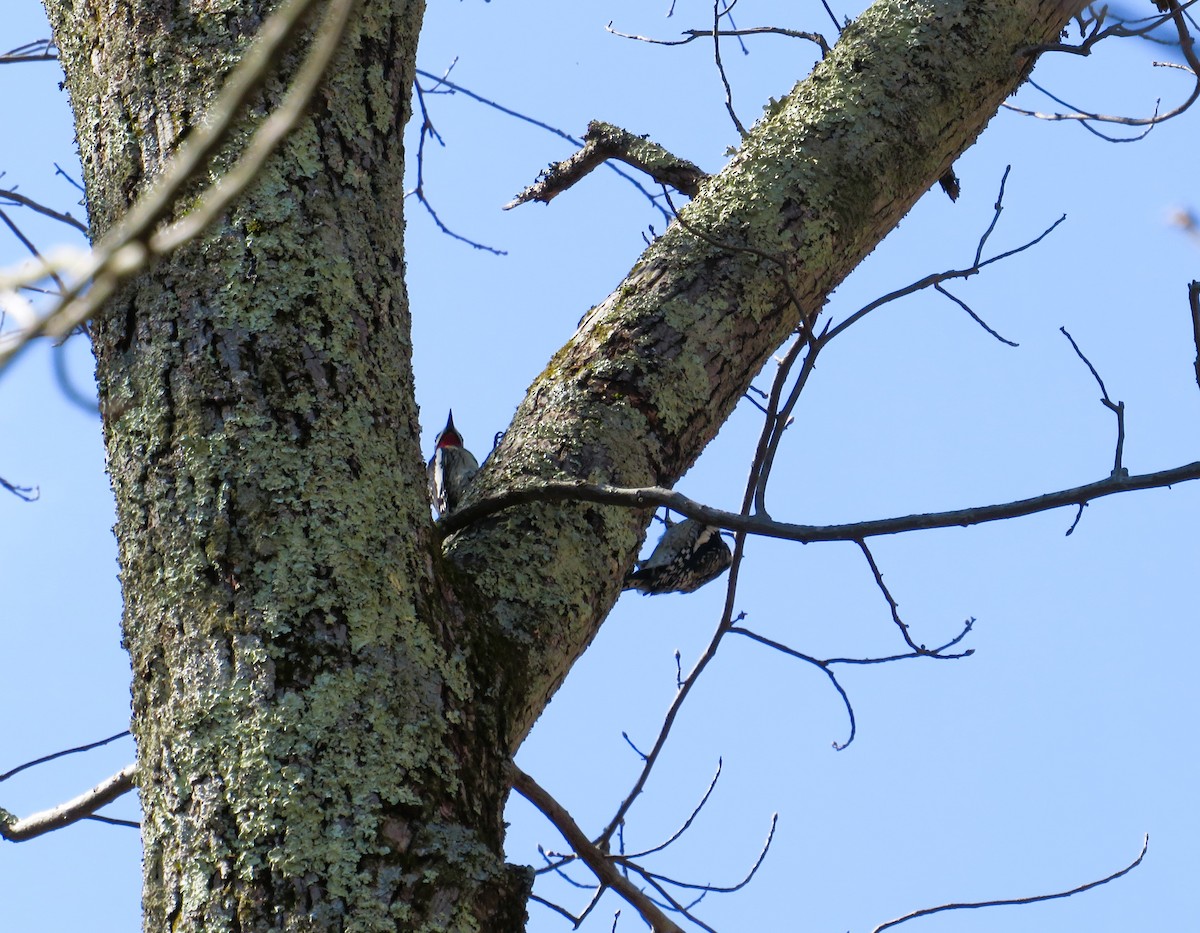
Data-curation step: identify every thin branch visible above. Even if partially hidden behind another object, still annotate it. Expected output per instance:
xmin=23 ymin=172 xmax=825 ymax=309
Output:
xmin=0 ymin=208 xmax=67 ymax=294
xmin=1188 ymin=280 xmax=1200 ymax=395
xmin=856 ymin=539 xmax=922 ymax=653
xmin=408 ymin=65 xmax=506 ymax=254
xmin=1060 ymin=327 xmax=1127 ymax=476
xmin=819 ymin=0 xmax=843 ymax=34
xmin=633 ymin=812 xmax=777 ymax=894
xmin=440 ymin=460 xmax=1200 ymax=544
xmin=973 ymin=164 xmax=1010 ymax=266
xmin=621 ymin=760 xmax=723 ymax=859
xmin=0 ymin=39 xmax=58 ymax=64
xmin=712 ymin=0 xmax=748 ymax=136
xmin=730 ymin=626 xmax=859 ymax=748
xmin=825 ymin=173 xmax=1065 ymax=343
xmin=935 ymin=283 xmax=1018 ymax=346
xmin=414 ymin=67 xmax=672 ymax=223
xmin=0 ymin=474 xmax=39 ymax=501
xmin=0 ymin=730 xmax=130 ymax=782
xmin=509 ymin=764 xmax=685 ymax=933
xmin=1 ymin=764 xmax=138 ymax=842
xmin=628 ymin=872 xmax=718 ymax=932
xmin=606 ymin=22 xmax=829 ymax=57
xmin=871 ymin=834 xmax=1150 ymax=933
xmin=527 ymin=892 xmax=582 ymax=925
xmin=83 ymin=813 xmax=140 ymax=829
xmin=0 ymin=188 xmax=89 ymax=234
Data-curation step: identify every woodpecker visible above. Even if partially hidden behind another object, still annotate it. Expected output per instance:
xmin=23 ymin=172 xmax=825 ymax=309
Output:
xmin=427 ymin=410 xmax=479 ymax=518
xmin=624 ymin=517 xmax=732 ymax=595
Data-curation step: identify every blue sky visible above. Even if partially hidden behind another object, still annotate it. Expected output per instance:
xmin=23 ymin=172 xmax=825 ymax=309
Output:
xmin=3 ymin=2 xmax=1198 ymax=931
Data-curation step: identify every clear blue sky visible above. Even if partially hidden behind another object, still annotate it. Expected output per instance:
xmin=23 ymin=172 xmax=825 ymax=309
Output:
xmin=3 ymin=2 xmax=1198 ymax=931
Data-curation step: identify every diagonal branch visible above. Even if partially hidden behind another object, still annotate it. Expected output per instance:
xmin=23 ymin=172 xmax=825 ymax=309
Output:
xmin=1 ymin=763 xmax=138 ymax=842
xmin=509 ymin=764 xmax=685 ymax=933
xmin=0 ymin=188 xmax=88 ymax=234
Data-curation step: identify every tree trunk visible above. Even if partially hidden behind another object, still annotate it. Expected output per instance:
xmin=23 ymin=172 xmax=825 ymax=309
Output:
xmin=40 ymin=0 xmax=1077 ymax=929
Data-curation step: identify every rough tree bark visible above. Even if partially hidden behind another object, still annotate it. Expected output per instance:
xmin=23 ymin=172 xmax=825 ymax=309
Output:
xmin=40 ymin=0 xmax=1079 ymax=929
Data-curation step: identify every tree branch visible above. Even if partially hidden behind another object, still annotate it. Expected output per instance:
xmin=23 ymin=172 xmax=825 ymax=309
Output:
xmin=1 ymin=763 xmax=137 ymax=842
xmin=1189 ymin=279 xmax=1200 ymax=394
xmin=0 ymin=188 xmax=88 ymax=234
xmin=509 ymin=764 xmax=685 ymax=933
xmin=442 ymin=461 xmax=1200 ymax=543
xmin=505 ymin=120 xmax=708 ymax=209
xmin=871 ymin=834 xmax=1150 ymax=932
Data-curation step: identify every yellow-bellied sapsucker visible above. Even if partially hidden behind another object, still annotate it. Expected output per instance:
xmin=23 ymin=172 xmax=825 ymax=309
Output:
xmin=624 ymin=517 xmax=732 ymax=595
xmin=427 ymin=410 xmax=479 ymax=518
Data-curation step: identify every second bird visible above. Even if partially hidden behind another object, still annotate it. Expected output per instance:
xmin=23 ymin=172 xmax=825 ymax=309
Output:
xmin=625 ymin=517 xmax=732 ymax=595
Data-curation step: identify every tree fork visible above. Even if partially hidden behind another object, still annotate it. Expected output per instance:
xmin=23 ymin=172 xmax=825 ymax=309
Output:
xmin=40 ymin=0 xmax=1080 ymax=929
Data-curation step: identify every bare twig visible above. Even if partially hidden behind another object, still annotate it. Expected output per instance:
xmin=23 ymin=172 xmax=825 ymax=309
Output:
xmin=934 ymin=283 xmax=1018 ymax=346
xmin=0 ymin=208 xmax=67 ymax=294
xmin=607 ymin=22 xmax=829 ymax=57
xmin=510 ymin=764 xmax=685 ymax=933
xmin=712 ymin=0 xmax=748 ymax=136
xmin=1060 ymin=327 xmax=1127 ymax=476
xmin=0 ymin=40 xmax=58 ymax=64
xmin=409 ymin=65 xmax=506 ymax=254
xmin=871 ymin=834 xmax=1150 ymax=933
xmin=730 ymin=626 xmax=859 ymax=749
xmin=527 ymin=892 xmax=582 ymax=925
xmin=414 ymin=67 xmax=672 ymax=223
xmin=1188 ymin=280 xmax=1200 ymax=394
xmin=634 ymin=812 xmax=777 ymax=894
xmin=856 ymin=539 xmax=923 ymax=652
xmin=1 ymin=764 xmax=138 ymax=842
xmin=622 ymin=760 xmax=723 ymax=859
xmin=730 ymin=619 xmax=975 ymax=750
xmin=825 ymin=170 xmax=1064 ymax=343
xmin=0 ymin=730 xmax=130 ymax=782
xmin=0 ymin=188 xmax=89 ymax=234
xmin=0 ymin=474 xmax=39 ymax=501
xmin=819 ymin=0 xmax=843 ymax=34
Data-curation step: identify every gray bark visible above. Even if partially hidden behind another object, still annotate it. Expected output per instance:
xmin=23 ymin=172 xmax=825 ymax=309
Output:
xmin=39 ymin=0 xmax=1078 ymax=929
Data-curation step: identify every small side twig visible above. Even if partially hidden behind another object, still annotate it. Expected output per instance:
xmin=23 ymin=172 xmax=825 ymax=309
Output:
xmin=0 ymin=188 xmax=89 ymax=235
xmin=712 ymin=0 xmax=748 ymax=137
xmin=1188 ymin=280 xmax=1200 ymax=395
xmin=871 ymin=834 xmax=1149 ymax=933
xmin=0 ymin=39 xmax=58 ymax=64
xmin=0 ymin=730 xmax=130 ymax=782
xmin=606 ymin=22 xmax=830 ymax=58
xmin=857 ymin=539 xmax=923 ymax=653
xmin=415 ymin=68 xmax=672 ymax=223
xmin=0 ymin=474 xmax=39 ymax=501
xmin=1060 ymin=327 xmax=1126 ymax=477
